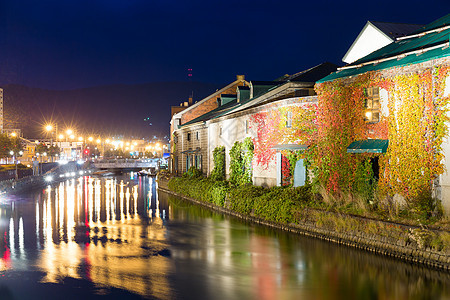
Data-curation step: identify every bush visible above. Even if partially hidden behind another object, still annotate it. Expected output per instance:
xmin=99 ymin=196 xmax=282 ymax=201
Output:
xmin=228 ymin=185 xmax=266 ymax=215
xmin=168 ymin=176 xmax=229 ymax=207
xmin=183 ymin=166 xmax=203 ymax=179
xmin=412 ymin=188 xmax=443 ymax=221
xmin=253 ymin=186 xmax=312 ymax=223
xmin=169 ymin=175 xmax=314 ymax=225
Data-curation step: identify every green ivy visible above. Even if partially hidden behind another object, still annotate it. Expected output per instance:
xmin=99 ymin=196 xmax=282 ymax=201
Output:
xmin=210 ymin=146 xmax=226 ymax=181
xmin=352 ymin=158 xmax=376 ymax=203
xmin=229 ymin=137 xmax=254 ymax=186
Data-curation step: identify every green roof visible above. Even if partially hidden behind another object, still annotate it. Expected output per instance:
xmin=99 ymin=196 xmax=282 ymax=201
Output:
xmin=413 ymin=13 xmax=450 ymax=34
xmin=347 ymin=139 xmax=389 ymax=154
xmin=220 ymin=94 xmax=237 ymax=106
xmin=237 ymin=86 xmax=250 ymax=102
xmin=319 ymin=14 xmax=450 ymax=83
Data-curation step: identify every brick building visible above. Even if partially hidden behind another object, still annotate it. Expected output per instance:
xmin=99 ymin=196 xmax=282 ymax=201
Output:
xmin=170 ymin=76 xmax=248 ymax=174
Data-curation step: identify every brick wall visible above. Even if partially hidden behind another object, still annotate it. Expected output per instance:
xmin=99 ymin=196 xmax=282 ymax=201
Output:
xmin=180 ymin=81 xmax=245 ymax=125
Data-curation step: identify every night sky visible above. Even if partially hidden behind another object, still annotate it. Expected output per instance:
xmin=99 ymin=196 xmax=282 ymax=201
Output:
xmin=0 ymin=0 xmax=449 ymax=90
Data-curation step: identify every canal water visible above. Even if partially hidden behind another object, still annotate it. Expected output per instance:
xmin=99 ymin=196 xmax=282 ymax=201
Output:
xmin=0 ymin=173 xmax=449 ymax=300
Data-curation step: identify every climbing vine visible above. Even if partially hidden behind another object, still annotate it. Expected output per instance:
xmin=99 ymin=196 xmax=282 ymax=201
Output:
xmin=210 ymin=145 xmax=225 ymax=181
xmin=379 ymin=66 xmax=450 ymax=201
xmin=229 ymin=137 xmax=254 ymax=186
xmin=314 ymin=65 xmax=450 ymax=205
xmin=250 ymin=104 xmax=316 ymax=169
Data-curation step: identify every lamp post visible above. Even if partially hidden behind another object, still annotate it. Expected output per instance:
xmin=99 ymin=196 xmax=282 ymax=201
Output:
xmin=78 ymin=136 xmax=84 ymax=160
xmin=45 ymin=124 xmax=53 ymax=146
xmin=58 ymin=134 xmax=64 ymax=160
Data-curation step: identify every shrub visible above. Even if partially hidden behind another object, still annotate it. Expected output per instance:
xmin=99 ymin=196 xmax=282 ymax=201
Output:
xmin=253 ymin=186 xmax=312 ymax=223
xmin=183 ymin=166 xmax=203 ymax=179
xmin=168 ymin=176 xmax=228 ymax=206
xmin=228 ymin=185 xmax=266 ymax=214
xmin=169 ymin=175 xmax=314 ymax=225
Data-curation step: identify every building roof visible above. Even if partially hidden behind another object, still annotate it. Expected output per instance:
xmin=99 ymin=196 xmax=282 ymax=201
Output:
xmin=179 ymin=99 xmax=240 ymax=128
xmin=342 ymin=21 xmax=423 ymax=64
xmin=319 ymin=14 xmax=450 ymax=83
xmin=370 ymin=21 xmax=423 ymax=39
xmin=284 ymin=62 xmax=339 ymax=82
xmin=412 ymin=14 xmax=450 ymax=34
xmin=172 ymin=76 xmax=247 ymax=119
xmin=178 ymin=63 xmax=333 ymax=128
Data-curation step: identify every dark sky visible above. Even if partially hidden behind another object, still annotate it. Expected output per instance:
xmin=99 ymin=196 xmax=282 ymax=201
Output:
xmin=0 ymin=0 xmax=449 ymax=90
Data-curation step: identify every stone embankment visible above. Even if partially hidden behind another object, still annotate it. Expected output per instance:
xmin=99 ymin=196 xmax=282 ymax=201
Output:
xmin=157 ymin=176 xmax=450 ymax=271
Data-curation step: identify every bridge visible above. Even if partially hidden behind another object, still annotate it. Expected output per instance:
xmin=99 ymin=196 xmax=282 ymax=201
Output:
xmin=93 ymin=159 xmax=159 ymax=170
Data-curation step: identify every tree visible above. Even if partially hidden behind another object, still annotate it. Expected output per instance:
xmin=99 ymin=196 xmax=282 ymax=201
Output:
xmin=48 ymin=145 xmax=60 ymax=161
xmin=36 ymin=143 xmax=48 ymax=161
xmin=0 ymin=134 xmax=12 ymax=158
xmin=10 ymin=136 xmax=24 ymax=155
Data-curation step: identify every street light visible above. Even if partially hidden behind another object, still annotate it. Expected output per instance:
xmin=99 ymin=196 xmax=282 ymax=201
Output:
xmin=45 ymin=124 xmax=54 ymax=147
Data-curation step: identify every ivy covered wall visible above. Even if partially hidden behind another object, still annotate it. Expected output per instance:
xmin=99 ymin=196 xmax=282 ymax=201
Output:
xmin=314 ymin=59 xmax=450 ymax=207
xmin=248 ymin=100 xmax=317 ymax=186
xmin=204 ymin=58 xmax=450 ymax=211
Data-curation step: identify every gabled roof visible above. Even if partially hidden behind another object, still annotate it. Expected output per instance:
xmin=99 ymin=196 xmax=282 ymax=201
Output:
xmin=370 ymin=21 xmax=423 ymax=39
xmin=320 ymin=14 xmax=450 ymax=83
xmin=178 ymin=64 xmax=331 ymax=128
xmin=342 ymin=21 xmax=423 ymax=64
xmin=172 ymin=76 xmax=247 ymax=119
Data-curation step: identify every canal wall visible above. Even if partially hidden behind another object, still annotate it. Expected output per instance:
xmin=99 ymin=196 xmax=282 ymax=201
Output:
xmin=157 ymin=177 xmax=450 ymax=271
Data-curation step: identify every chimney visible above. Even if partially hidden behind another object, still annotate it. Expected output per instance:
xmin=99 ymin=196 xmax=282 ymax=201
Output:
xmin=184 ymin=102 xmax=188 ymax=107
xmin=236 ymin=75 xmax=245 ymax=81
xmin=188 ymin=96 xmax=193 ymax=105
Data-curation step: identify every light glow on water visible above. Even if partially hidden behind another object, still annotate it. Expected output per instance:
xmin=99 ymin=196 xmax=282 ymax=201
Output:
xmin=0 ymin=173 xmax=447 ymax=299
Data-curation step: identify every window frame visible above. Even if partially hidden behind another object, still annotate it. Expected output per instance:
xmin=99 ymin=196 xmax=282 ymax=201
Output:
xmin=364 ymin=87 xmax=380 ymax=123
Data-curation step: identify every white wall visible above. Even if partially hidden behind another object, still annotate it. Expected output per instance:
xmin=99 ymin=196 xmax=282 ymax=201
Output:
xmin=343 ymin=23 xmax=392 ymax=64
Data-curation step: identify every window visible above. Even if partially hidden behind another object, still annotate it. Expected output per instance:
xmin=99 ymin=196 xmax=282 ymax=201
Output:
xmin=245 ymin=120 xmax=249 ymax=134
xmin=187 ymin=133 xmax=191 ymax=141
xmin=364 ymin=87 xmax=380 ymax=123
xmin=219 ymin=127 xmax=222 ymax=136
xmin=286 ymin=111 xmax=292 ymax=128
xmin=196 ymin=131 xmax=199 ymax=140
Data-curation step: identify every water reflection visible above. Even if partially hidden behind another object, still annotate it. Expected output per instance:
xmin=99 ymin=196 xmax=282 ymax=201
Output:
xmin=1 ymin=175 xmax=172 ymax=299
xmin=163 ymin=193 xmax=450 ymax=300
xmin=0 ymin=174 xmax=448 ymax=299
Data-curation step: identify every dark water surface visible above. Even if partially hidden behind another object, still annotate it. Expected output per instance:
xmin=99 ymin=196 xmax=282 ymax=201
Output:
xmin=0 ymin=173 xmax=449 ymax=299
